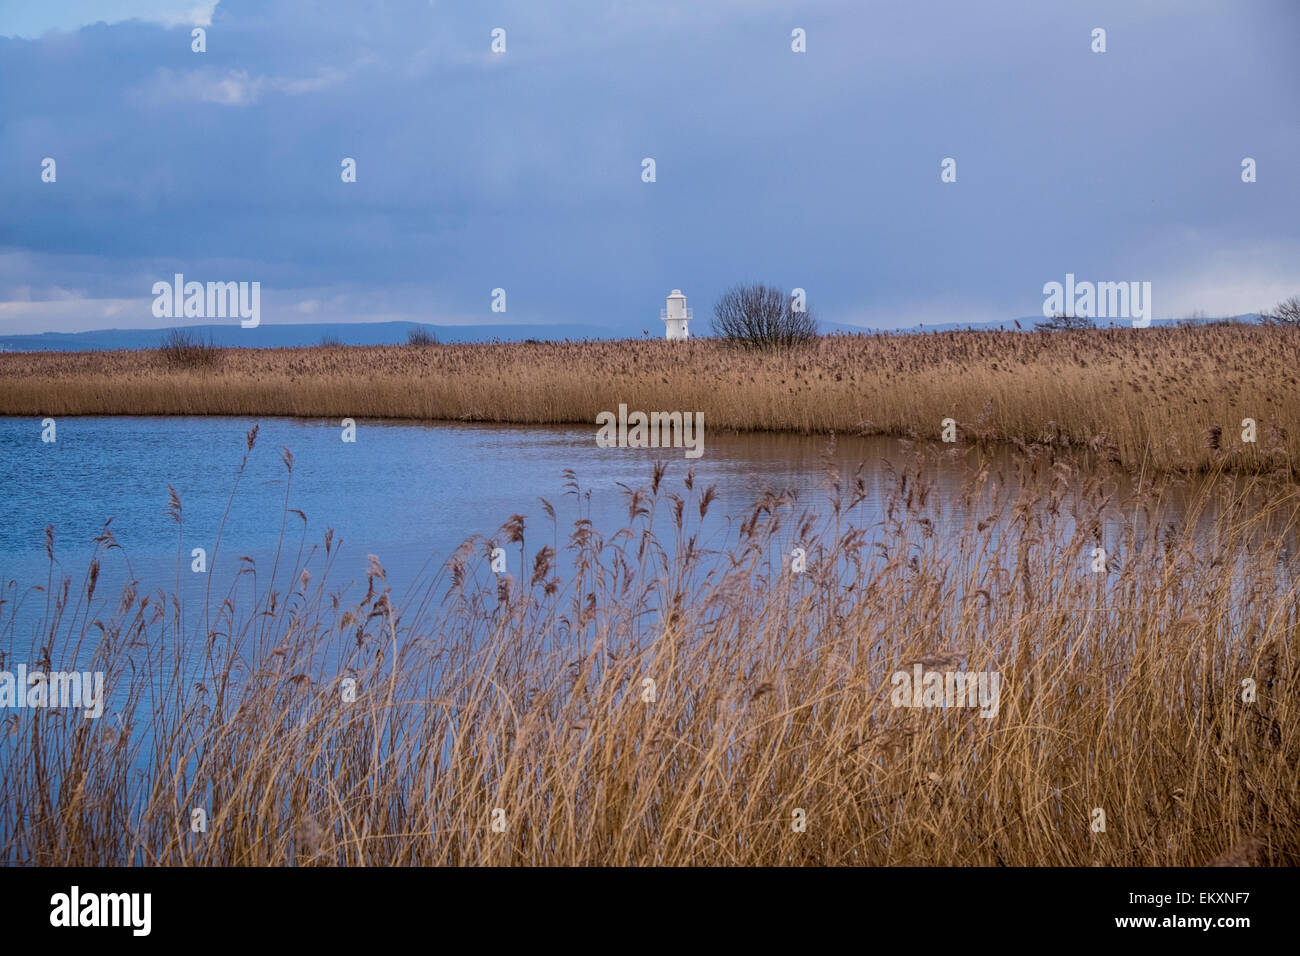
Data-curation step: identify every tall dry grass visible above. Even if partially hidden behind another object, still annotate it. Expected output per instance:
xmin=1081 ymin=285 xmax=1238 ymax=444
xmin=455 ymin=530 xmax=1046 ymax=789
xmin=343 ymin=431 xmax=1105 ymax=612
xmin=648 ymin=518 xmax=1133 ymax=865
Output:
xmin=1 ymin=432 xmax=1296 ymax=866
xmin=1 ymin=324 xmax=1297 ymax=475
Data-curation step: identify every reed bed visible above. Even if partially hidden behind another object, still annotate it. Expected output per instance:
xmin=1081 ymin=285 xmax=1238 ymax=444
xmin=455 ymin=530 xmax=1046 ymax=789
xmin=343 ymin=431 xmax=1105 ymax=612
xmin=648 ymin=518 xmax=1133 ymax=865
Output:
xmin=1 ymin=323 xmax=1297 ymax=475
xmin=1 ymin=432 xmax=1296 ymax=866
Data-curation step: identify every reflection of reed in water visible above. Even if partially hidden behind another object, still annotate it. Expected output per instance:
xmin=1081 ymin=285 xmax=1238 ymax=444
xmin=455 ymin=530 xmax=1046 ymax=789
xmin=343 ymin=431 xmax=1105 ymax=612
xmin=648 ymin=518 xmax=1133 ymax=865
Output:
xmin=1 ymin=429 xmax=1296 ymax=866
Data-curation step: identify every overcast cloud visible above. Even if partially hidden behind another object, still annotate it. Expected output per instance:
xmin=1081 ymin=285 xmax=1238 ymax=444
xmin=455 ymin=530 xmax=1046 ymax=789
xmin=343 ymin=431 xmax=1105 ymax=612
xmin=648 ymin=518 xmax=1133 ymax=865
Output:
xmin=1 ymin=0 xmax=1297 ymax=334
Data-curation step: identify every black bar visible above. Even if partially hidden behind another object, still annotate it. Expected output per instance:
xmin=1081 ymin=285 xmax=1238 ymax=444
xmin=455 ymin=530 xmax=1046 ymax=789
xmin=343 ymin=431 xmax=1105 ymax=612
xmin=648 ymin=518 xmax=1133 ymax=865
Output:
xmin=0 ymin=865 xmax=1288 ymax=944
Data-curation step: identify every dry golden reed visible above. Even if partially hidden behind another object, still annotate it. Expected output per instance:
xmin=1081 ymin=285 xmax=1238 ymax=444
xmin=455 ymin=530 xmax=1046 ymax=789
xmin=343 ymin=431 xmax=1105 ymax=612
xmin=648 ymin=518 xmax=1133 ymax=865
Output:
xmin=1 ymin=323 xmax=1296 ymax=475
xmin=0 ymin=440 xmax=1296 ymax=866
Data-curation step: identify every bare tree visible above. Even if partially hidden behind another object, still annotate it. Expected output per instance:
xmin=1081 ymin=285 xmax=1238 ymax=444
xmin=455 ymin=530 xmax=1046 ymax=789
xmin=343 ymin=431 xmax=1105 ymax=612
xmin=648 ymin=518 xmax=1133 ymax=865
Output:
xmin=711 ymin=283 xmax=818 ymax=349
xmin=406 ymin=325 xmax=439 ymax=346
xmin=1261 ymin=295 xmax=1300 ymax=326
xmin=158 ymin=327 xmax=221 ymax=369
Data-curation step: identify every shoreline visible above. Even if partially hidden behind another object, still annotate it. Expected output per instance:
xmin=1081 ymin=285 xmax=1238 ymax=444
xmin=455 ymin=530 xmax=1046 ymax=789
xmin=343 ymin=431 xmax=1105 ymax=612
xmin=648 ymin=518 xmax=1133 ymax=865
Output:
xmin=2 ymin=324 xmax=1297 ymax=476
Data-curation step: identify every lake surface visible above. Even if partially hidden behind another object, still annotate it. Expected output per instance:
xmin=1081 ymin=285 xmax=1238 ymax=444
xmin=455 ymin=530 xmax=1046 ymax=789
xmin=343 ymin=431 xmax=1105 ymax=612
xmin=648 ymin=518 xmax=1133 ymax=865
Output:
xmin=5 ymin=414 xmax=1282 ymax=664
xmin=1 ymin=417 xmax=982 ymax=619
xmin=1 ymin=412 xmax=1293 ymax=771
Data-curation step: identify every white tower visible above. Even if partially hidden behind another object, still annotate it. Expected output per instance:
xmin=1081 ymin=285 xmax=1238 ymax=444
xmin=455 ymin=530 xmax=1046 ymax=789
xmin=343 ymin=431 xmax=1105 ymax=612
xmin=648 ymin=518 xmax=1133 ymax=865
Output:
xmin=661 ymin=289 xmax=691 ymax=341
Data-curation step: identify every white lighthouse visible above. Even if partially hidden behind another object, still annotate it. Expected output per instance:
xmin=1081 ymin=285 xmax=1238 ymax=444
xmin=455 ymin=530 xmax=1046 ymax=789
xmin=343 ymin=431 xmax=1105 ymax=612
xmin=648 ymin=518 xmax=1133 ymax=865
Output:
xmin=661 ymin=289 xmax=691 ymax=341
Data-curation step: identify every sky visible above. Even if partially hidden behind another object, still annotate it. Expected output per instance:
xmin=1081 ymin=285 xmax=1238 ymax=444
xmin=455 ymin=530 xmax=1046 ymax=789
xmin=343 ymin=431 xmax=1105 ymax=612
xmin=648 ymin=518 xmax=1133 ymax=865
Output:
xmin=0 ymin=0 xmax=1297 ymax=336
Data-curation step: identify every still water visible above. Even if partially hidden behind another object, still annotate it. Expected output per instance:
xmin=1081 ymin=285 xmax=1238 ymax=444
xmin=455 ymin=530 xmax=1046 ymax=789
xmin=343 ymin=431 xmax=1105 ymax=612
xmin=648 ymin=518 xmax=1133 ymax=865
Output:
xmin=0 ymin=415 xmax=1287 ymax=742
xmin=1 ymin=416 xmax=980 ymax=615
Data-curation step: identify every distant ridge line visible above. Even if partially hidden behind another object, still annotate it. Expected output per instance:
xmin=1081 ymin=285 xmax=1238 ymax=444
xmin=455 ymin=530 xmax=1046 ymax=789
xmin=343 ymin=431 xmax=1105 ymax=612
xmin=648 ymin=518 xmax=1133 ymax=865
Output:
xmin=0 ymin=315 xmax=1264 ymax=352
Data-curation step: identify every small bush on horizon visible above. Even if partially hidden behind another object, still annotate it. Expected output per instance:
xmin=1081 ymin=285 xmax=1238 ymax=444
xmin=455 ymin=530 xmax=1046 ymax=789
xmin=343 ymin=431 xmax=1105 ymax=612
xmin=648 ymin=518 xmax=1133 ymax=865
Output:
xmin=407 ymin=325 xmax=439 ymax=346
xmin=712 ymin=283 xmax=818 ymax=350
xmin=158 ymin=327 xmax=221 ymax=370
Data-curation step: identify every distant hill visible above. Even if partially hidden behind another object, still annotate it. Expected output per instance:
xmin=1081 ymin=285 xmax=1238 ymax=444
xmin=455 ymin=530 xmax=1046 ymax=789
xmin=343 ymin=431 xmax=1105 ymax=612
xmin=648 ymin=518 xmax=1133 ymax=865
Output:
xmin=0 ymin=314 xmax=1264 ymax=353
xmin=825 ymin=314 xmax=1264 ymax=334
xmin=0 ymin=321 xmax=619 ymax=352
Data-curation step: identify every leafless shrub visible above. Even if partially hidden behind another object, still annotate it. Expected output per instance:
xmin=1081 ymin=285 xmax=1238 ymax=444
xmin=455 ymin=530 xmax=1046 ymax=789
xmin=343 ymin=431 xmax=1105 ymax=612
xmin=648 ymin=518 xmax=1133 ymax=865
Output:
xmin=406 ymin=325 xmax=439 ymax=346
xmin=711 ymin=282 xmax=818 ymax=349
xmin=1261 ymin=295 xmax=1300 ymax=326
xmin=157 ymin=327 xmax=221 ymax=369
